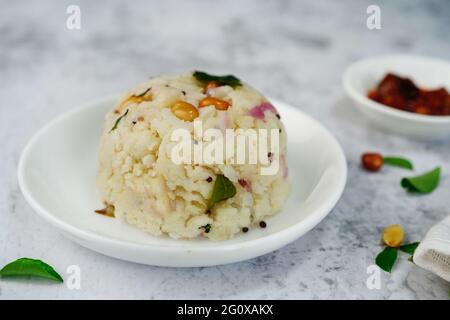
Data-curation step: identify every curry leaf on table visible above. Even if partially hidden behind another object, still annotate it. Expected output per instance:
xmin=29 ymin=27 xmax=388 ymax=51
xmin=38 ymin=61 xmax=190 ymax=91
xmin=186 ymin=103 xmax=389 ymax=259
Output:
xmin=375 ymin=247 xmax=398 ymax=273
xmin=383 ymin=156 xmax=414 ymax=170
xmin=401 ymin=167 xmax=441 ymax=194
xmin=399 ymin=242 xmax=420 ymax=255
xmin=0 ymin=258 xmax=63 ymax=282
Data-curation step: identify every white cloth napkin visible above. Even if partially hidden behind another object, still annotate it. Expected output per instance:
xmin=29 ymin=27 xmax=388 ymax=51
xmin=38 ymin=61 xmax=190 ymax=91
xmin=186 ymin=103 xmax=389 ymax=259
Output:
xmin=414 ymin=216 xmax=450 ymax=282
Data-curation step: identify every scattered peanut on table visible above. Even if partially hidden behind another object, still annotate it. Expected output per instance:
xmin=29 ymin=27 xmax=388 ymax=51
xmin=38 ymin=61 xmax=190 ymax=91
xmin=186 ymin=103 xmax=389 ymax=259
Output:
xmin=383 ymin=224 xmax=404 ymax=247
xmin=361 ymin=152 xmax=384 ymax=172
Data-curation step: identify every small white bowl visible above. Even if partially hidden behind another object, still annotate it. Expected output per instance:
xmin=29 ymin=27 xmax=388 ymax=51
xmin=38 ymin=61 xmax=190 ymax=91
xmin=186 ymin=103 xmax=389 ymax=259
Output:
xmin=17 ymin=96 xmax=347 ymax=267
xmin=343 ymin=54 xmax=450 ymax=139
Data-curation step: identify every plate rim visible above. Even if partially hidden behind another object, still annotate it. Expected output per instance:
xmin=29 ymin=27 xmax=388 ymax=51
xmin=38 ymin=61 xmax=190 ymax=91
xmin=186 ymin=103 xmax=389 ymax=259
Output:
xmin=17 ymin=96 xmax=347 ymax=264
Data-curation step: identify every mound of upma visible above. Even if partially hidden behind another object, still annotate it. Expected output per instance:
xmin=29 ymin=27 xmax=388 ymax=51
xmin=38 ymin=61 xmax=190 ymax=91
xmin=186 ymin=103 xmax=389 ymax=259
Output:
xmin=96 ymin=71 xmax=290 ymax=240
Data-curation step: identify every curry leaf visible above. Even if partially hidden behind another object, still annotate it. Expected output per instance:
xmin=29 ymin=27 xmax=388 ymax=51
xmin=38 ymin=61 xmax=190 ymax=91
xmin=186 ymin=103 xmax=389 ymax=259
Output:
xmin=193 ymin=71 xmax=242 ymax=88
xmin=383 ymin=156 xmax=414 ymax=170
xmin=399 ymin=242 xmax=420 ymax=255
xmin=401 ymin=167 xmax=441 ymax=194
xmin=199 ymin=224 xmax=211 ymax=233
xmin=109 ymin=109 xmax=129 ymax=132
xmin=0 ymin=258 xmax=63 ymax=282
xmin=136 ymin=87 xmax=151 ymax=98
xmin=375 ymin=247 xmax=398 ymax=273
xmin=208 ymin=175 xmax=236 ymax=209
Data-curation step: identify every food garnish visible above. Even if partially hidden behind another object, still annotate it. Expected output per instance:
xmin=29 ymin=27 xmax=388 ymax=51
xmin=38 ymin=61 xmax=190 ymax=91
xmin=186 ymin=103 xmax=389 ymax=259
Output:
xmin=375 ymin=247 xmax=398 ymax=273
xmin=361 ymin=153 xmax=384 ymax=172
xmin=208 ymin=175 xmax=236 ymax=209
xmin=362 ymin=152 xmax=414 ymax=172
xmin=238 ymin=178 xmax=252 ymax=192
xmin=95 ymin=204 xmax=115 ymax=218
xmin=109 ymin=109 xmax=129 ymax=132
xmin=382 ymin=156 xmax=414 ymax=170
xmin=399 ymin=242 xmax=420 ymax=255
xmin=248 ymin=102 xmax=278 ymax=120
xmin=368 ymin=73 xmax=450 ymax=116
xmin=136 ymin=87 xmax=152 ymax=98
xmin=199 ymin=224 xmax=211 ymax=233
xmin=383 ymin=224 xmax=404 ymax=248
xmin=117 ymin=89 xmax=152 ymax=111
xmin=0 ymin=258 xmax=63 ymax=282
xmin=193 ymin=71 xmax=241 ymax=88
xmin=171 ymin=101 xmax=199 ymax=122
xmin=375 ymin=225 xmax=420 ymax=273
xmin=199 ymin=97 xmax=231 ymax=110
xmin=401 ymin=166 xmax=441 ymax=194
xmin=205 ymin=81 xmax=220 ymax=92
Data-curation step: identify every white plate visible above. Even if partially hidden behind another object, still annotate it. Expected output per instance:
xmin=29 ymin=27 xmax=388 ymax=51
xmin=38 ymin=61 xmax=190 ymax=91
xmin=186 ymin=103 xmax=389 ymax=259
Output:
xmin=18 ymin=96 xmax=347 ymax=267
xmin=342 ymin=54 xmax=450 ymax=139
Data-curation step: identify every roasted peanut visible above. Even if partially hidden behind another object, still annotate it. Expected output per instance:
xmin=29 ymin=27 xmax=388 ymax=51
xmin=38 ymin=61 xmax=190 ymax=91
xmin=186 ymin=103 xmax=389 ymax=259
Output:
xmin=362 ymin=153 xmax=384 ymax=172
xmin=199 ymin=97 xmax=230 ymax=110
xmin=383 ymin=224 xmax=404 ymax=247
xmin=171 ymin=101 xmax=199 ymax=122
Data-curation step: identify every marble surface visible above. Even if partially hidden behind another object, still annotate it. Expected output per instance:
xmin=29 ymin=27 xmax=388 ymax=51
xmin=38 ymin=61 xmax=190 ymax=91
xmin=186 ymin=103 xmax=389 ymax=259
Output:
xmin=1 ymin=0 xmax=449 ymax=299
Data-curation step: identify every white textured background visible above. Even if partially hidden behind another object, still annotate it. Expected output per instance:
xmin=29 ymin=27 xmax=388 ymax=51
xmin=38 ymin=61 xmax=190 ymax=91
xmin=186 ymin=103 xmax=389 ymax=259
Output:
xmin=0 ymin=0 xmax=449 ymax=299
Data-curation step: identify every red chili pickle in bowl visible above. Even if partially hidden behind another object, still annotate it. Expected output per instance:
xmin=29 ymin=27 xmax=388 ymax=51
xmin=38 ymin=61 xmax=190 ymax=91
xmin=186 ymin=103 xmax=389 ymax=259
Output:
xmin=368 ymin=73 xmax=450 ymax=116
